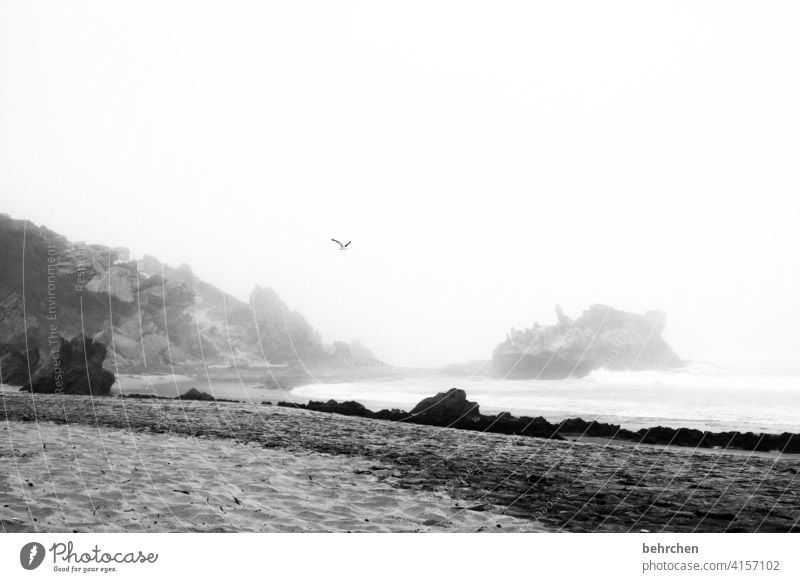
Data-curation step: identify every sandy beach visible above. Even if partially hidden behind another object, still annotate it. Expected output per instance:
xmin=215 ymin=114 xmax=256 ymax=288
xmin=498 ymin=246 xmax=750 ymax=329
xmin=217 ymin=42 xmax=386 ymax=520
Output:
xmin=1 ymin=421 xmax=539 ymax=533
xmin=1 ymin=392 xmax=798 ymax=533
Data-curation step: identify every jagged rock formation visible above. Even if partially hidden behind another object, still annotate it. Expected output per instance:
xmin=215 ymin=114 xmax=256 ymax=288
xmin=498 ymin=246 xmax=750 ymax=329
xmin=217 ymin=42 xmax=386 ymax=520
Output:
xmin=326 ymin=339 xmax=385 ymax=369
xmin=21 ymin=335 xmax=115 ymax=395
xmin=0 ymin=214 xmax=361 ymax=375
xmin=248 ymin=285 xmax=323 ymax=362
xmin=492 ymin=304 xmax=682 ymax=379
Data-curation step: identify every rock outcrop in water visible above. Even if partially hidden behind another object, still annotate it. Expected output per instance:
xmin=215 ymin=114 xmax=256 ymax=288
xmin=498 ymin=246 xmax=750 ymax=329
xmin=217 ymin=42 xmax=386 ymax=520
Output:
xmin=492 ymin=304 xmax=682 ymax=379
xmin=21 ymin=335 xmax=115 ymax=395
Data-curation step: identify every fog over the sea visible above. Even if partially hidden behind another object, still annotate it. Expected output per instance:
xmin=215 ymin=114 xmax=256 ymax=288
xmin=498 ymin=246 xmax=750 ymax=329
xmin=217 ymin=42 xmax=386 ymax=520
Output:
xmin=2 ymin=1 xmax=799 ymax=369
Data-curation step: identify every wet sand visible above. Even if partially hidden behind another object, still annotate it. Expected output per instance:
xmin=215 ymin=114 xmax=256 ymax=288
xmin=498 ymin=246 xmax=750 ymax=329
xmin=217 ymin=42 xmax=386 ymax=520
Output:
xmin=1 ymin=392 xmax=798 ymax=532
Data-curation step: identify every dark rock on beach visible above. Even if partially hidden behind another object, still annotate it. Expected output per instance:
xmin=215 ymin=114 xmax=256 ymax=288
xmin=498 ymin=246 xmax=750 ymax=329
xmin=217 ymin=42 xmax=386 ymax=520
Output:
xmin=21 ymin=335 xmax=115 ymax=395
xmin=174 ymin=388 xmax=239 ymax=403
xmin=629 ymin=427 xmax=800 ymax=454
xmin=305 ymin=399 xmax=374 ymax=417
xmin=177 ymin=388 xmax=216 ymax=401
xmin=408 ymin=388 xmax=481 ymax=425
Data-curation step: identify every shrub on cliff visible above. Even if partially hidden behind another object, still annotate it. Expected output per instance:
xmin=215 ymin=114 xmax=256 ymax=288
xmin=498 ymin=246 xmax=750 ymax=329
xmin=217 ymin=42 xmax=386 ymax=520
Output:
xmin=21 ymin=335 xmax=115 ymax=395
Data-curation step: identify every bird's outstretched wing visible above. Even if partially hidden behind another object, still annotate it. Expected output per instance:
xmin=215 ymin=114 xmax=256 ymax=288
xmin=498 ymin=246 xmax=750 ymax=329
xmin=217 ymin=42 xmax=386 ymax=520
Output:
xmin=331 ymin=238 xmax=342 ymax=247
xmin=344 ymin=241 xmax=351 ymax=247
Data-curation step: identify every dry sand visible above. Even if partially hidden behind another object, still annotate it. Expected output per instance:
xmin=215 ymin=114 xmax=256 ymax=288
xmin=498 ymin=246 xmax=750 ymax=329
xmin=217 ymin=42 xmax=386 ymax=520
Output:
xmin=0 ymin=421 xmax=541 ymax=533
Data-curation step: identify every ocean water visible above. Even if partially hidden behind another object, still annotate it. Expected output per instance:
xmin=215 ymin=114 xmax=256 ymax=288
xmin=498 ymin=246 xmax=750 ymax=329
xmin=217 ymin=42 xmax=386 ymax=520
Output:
xmin=109 ymin=374 xmax=299 ymax=405
xmin=1 ymin=374 xmax=302 ymax=408
xmin=292 ymin=365 xmax=800 ymax=434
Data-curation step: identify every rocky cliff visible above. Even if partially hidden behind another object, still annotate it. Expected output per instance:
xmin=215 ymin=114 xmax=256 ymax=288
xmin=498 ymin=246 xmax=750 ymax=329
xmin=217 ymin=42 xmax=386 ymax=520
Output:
xmin=0 ymin=214 xmax=357 ymax=380
xmin=492 ymin=304 xmax=682 ymax=379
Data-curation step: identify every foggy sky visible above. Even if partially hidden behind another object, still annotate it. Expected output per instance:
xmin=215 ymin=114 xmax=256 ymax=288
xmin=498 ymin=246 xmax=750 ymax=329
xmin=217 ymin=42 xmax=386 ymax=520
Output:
xmin=2 ymin=1 xmax=799 ymax=369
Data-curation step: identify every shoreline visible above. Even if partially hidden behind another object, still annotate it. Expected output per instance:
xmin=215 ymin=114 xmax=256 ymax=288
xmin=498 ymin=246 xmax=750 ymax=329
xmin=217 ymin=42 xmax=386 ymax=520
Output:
xmin=0 ymin=374 xmax=800 ymax=448
xmin=8 ymin=378 xmax=797 ymax=455
xmin=2 ymin=392 xmax=798 ymax=532
xmin=6 ymin=378 xmax=800 ymax=461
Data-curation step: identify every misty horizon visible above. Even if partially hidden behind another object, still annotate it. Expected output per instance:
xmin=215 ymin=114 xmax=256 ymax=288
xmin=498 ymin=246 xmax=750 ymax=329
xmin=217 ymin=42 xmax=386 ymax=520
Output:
xmin=1 ymin=210 xmax=797 ymax=373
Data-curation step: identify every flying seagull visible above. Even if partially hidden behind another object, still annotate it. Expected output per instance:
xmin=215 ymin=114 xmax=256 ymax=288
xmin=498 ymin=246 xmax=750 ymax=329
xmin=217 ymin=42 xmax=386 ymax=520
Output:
xmin=331 ymin=238 xmax=352 ymax=250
